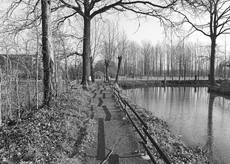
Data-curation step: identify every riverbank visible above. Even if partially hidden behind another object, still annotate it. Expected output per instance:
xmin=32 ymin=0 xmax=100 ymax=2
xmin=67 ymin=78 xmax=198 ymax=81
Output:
xmin=118 ymin=79 xmax=214 ymax=89
xmin=114 ymin=85 xmax=210 ymax=163
xmin=209 ymin=80 xmax=230 ymax=95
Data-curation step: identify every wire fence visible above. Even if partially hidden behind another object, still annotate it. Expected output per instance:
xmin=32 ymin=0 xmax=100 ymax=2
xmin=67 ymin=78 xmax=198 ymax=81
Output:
xmin=0 ymin=55 xmax=68 ymax=127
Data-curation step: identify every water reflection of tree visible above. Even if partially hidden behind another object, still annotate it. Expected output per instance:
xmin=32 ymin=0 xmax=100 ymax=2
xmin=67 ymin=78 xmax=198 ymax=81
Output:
xmin=203 ymin=93 xmax=216 ymax=162
xmin=168 ymin=87 xmax=174 ymax=123
xmin=144 ymin=87 xmax=149 ymax=110
xmin=179 ymin=87 xmax=186 ymax=135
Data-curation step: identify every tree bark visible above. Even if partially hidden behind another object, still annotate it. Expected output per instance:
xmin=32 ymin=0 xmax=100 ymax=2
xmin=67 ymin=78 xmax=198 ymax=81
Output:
xmin=64 ymin=49 xmax=69 ymax=91
xmin=34 ymin=9 xmax=39 ymax=109
xmin=179 ymin=56 xmax=182 ymax=81
xmin=105 ymin=60 xmax=109 ymax=82
xmin=81 ymin=16 xmax=91 ymax=88
xmin=210 ymin=36 xmax=216 ymax=86
xmin=41 ymin=0 xmax=52 ymax=106
xmin=90 ymin=57 xmax=95 ymax=82
xmin=115 ymin=56 xmax=122 ymax=84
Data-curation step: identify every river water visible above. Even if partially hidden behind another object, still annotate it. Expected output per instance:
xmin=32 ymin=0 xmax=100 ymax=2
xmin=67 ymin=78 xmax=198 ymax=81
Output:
xmin=125 ymin=87 xmax=230 ymax=164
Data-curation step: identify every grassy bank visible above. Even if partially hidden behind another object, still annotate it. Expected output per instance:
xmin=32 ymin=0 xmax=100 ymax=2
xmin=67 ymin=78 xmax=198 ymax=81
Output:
xmin=118 ymin=80 xmax=165 ymax=89
xmin=118 ymin=79 xmax=212 ymax=89
xmin=0 ymin=88 xmax=95 ymax=164
xmin=209 ymin=80 xmax=230 ymax=95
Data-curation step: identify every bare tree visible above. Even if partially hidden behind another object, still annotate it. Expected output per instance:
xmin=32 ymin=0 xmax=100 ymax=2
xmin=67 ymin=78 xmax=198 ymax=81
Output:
xmin=90 ymin=18 xmax=104 ymax=82
xmin=115 ymin=56 xmax=122 ymax=83
xmin=3 ymin=0 xmax=177 ymax=90
xmin=34 ymin=7 xmax=41 ymax=109
xmin=53 ymin=29 xmax=78 ymax=92
xmin=125 ymin=41 xmax=141 ymax=79
xmin=41 ymin=0 xmax=53 ymax=106
xmin=142 ymin=40 xmax=152 ymax=79
xmin=172 ymin=0 xmax=230 ymax=86
xmin=101 ymin=21 xmax=119 ymax=82
xmin=57 ymin=0 xmax=177 ymax=88
xmin=115 ymin=30 xmax=127 ymax=84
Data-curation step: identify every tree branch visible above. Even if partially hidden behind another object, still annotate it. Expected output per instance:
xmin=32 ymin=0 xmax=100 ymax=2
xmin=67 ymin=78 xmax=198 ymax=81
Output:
xmin=91 ymin=0 xmax=122 ymax=18
xmin=171 ymin=8 xmax=210 ymax=37
xmin=121 ymin=0 xmax=177 ymax=9
xmin=121 ymin=5 xmax=162 ymax=18
xmin=100 ymin=137 xmax=122 ymax=164
xmin=67 ymin=51 xmax=82 ymax=58
xmin=89 ymin=0 xmax=101 ymax=11
xmin=6 ymin=0 xmax=23 ymax=16
xmin=216 ymin=5 xmax=230 ymax=22
xmin=53 ymin=11 xmax=78 ymax=29
xmin=59 ymin=0 xmax=84 ymax=17
xmin=90 ymin=0 xmax=176 ymax=18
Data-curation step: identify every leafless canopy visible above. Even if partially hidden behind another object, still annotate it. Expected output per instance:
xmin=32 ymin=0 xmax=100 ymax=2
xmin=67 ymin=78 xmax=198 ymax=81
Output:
xmin=172 ymin=0 xmax=230 ymax=37
xmin=1 ymin=0 xmax=177 ymax=33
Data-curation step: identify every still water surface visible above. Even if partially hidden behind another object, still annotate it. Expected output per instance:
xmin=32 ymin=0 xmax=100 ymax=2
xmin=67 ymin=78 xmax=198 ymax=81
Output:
xmin=126 ymin=87 xmax=230 ymax=164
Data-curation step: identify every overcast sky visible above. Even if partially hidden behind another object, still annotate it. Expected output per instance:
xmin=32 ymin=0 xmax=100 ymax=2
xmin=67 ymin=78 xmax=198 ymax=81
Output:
xmin=111 ymin=11 xmax=209 ymax=45
xmin=118 ymin=13 xmax=230 ymax=54
xmin=119 ymin=17 xmax=164 ymax=45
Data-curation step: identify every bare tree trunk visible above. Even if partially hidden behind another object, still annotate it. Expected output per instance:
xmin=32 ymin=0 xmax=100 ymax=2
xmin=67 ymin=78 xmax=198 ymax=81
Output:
xmin=8 ymin=62 xmax=12 ymax=118
xmin=34 ymin=9 xmax=40 ymax=109
xmin=90 ymin=57 xmax=95 ymax=82
xmin=160 ymin=55 xmax=162 ymax=77
xmin=115 ymin=56 xmax=122 ymax=84
xmin=81 ymin=14 xmax=91 ymax=89
xmin=179 ymin=56 xmax=182 ymax=81
xmin=105 ymin=60 xmax=109 ymax=82
xmin=15 ymin=67 xmax=19 ymax=118
xmin=75 ymin=55 xmax=78 ymax=82
xmin=170 ymin=27 xmax=174 ymax=81
xmin=41 ymin=0 xmax=53 ymax=106
xmin=54 ymin=51 xmax=58 ymax=96
xmin=210 ymin=36 xmax=216 ymax=86
xmin=27 ymin=71 xmax=31 ymax=108
xmin=167 ymin=50 xmax=170 ymax=77
xmin=64 ymin=49 xmax=69 ymax=91
xmin=156 ymin=50 xmax=158 ymax=81
xmin=184 ymin=63 xmax=186 ymax=81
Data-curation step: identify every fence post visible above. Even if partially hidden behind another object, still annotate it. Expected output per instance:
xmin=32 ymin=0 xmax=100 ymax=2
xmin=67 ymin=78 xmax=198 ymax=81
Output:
xmin=141 ymin=124 xmax=150 ymax=160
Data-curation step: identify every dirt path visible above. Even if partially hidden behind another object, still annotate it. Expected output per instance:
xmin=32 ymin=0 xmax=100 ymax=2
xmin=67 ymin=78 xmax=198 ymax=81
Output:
xmin=84 ymin=84 xmax=151 ymax=164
